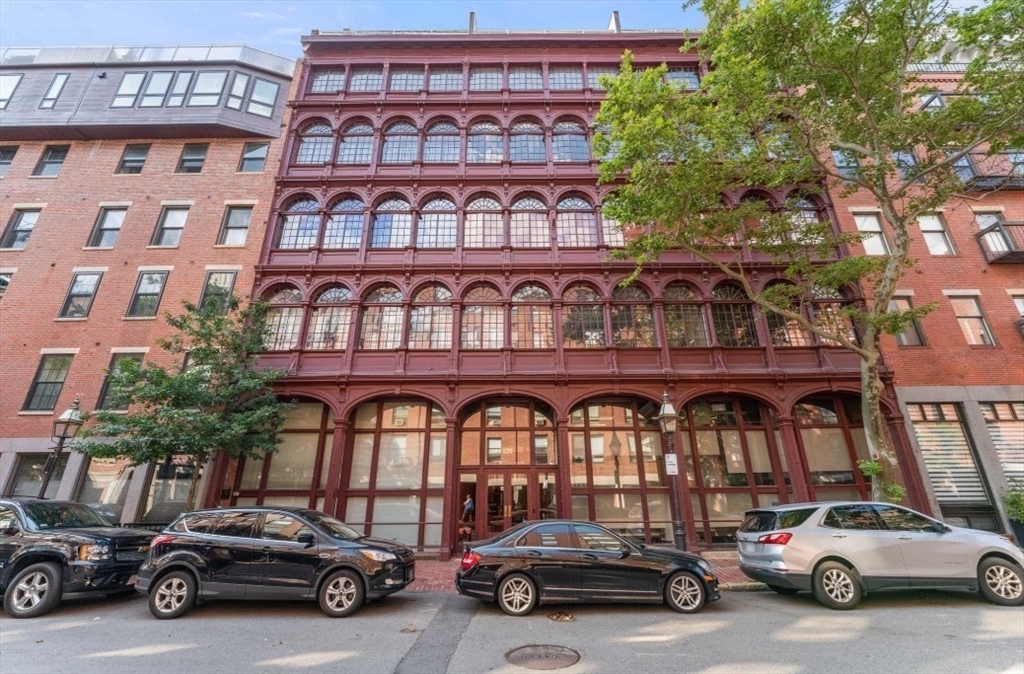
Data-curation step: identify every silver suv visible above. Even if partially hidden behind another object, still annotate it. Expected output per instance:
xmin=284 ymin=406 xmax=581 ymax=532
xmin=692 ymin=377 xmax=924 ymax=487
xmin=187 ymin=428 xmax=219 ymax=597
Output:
xmin=737 ymin=501 xmax=1024 ymax=610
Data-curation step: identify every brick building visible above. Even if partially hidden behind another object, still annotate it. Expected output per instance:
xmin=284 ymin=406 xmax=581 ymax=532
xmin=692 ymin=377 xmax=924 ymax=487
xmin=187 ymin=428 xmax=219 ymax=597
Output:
xmin=202 ymin=26 xmax=927 ymax=559
xmin=0 ymin=45 xmax=293 ymax=523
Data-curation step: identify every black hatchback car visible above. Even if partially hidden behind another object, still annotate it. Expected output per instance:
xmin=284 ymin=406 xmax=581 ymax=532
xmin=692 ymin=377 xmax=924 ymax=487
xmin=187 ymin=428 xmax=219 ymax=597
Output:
xmin=456 ymin=520 xmax=720 ymax=615
xmin=136 ymin=506 xmax=415 ymax=619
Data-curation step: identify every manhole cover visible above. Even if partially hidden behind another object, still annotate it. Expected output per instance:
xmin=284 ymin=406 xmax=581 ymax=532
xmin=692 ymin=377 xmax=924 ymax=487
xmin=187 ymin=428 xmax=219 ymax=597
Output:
xmin=505 ymin=645 xmax=580 ymax=670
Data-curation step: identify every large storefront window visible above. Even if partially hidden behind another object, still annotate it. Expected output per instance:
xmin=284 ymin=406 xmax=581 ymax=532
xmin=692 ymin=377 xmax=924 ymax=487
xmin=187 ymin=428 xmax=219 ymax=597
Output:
xmin=795 ymin=394 xmax=870 ymax=501
xmin=6 ymin=453 xmax=69 ymax=499
xmin=981 ymin=402 xmax=1024 ymax=485
xmin=141 ymin=457 xmax=197 ymax=523
xmin=77 ymin=456 xmax=136 ymax=523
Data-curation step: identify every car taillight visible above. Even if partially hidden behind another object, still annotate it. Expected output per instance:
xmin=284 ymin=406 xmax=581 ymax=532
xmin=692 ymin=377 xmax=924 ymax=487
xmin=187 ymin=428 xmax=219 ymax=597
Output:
xmin=150 ymin=534 xmax=177 ymax=548
xmin=757 ymin=532 xmax=792 ymax=545
xmin=460 ymin=550 xmax=481 ymax=571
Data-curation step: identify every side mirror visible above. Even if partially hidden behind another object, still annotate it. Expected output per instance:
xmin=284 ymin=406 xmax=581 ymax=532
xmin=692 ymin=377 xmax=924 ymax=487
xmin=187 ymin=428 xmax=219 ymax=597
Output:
xmin=0 ymin=524 xmax=20 ymax=536
xmin=619 ymin=543 xmax=632 ymax=558
xmin=297 ymin=531 xmax=316 ymax=547
xmin=933 ymin=523 xmax=952 ymax=534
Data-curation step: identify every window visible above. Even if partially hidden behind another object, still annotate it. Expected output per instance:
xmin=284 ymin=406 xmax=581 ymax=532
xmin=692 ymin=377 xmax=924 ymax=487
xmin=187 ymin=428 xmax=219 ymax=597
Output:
xmin=556 ymin=196 xmax=597 ymax=247
xmin=832 ymin=149 xmax=861 ymax=181
xmin=519 ymin=523 xmax=573 ymax=548
xmin=0 ymin=73 xmax=23 ymax=108
xmin=33 ymin=145 xmax=69 ymax=177
xmin=907 ymin=403 xmax=991 ymax=511
xmin=23 ymin=354 xmax=73 ymax=411
xmin=919 ymin=214 xmax=954 ymax=255
xmin=262 ymin=513 xmax=313 ymax=542
xmin=359 ymin=284 xmax=405 ymax=350
xmin=1 ymin=210 xmax=40 ymax=249
xmin=111 ymin=72 xmax=145 ymax=107
xmin=889 ymin=297 xmax=925 ymax=346
xmin=562 ymin=283 xmax=605 ymax=348
xmin=469 ymin=67 xmax=502 ymax=91
xmin=324 ymin=197 xmax=364 ymax=249
xmin=408 ymin=285 xmax=453 ymax=349
xmin=380 ymin=121 xmax=418 ymax=164
xmin=587 ymin=66 xmax=618 ymax=89
xmin=199 ymin=271 xmax=236 ymax=315
xmin=1013 ymin=295 xmax=1024 ymax=318
xmin=510 ymin=197 xmax=548 ymax=248
xmin=548 ymin=67 xmax=583 ymax=90
xmin=828 ymin=505 xmax=884 ymax=530
xmin=212 ymin=512 xmax=259 ymax=538
xmin=338 ymin=122 xmax=374 ymax=164
xmin=226 ymin=72 xmax=250 ymax=110
xmin=139 ymin=71 xmax=173 ymax=107
xmin=116 ymin=144 xmax=149 ymax=174
xmin=464 ymin=196 xmax=503 ymax=248
xmin=854 ymin=213 xmax=890 ymax=256
xmin=975 ymin=212 xmax=1010 ymax=255
xmin=575 ymin=524 xmax=624 ymax=551
xmin=176 ymin=144 xmax=208 ymax=173
xmin=276 ymin=197 xmax=319 ymax=249
xmin=151 ymin=207 xmax=188 ymax=246
xmin=508 ymin=66 xmax=542 ymax=91
xmin=467 ymin=120 xmax=503 ymax=163
xmin=663 ymin=283 xmax=708 ymax=347
xmin=296 ymin=121 xmax=334 ymax=165
xmin=306 ymin=286 xmax=354 ymax=350
xmin=7 ymin=454 xmax=69 ymax=499
xmin=59 ymin=272 xmax=102 ymax=318
xmin=127 ymin=271 xmax=168 ymax=317
xmin=666 ymin=66 xmax=700 ymax=90
xmin=389 ymin=68 xmax=423 ymax=92
xmin=97 ymin=353 xmax=143 ymax=410
xmin=217 ymin=206 xmax=251 ymax=246
xmin=1007 ymin=149 xmax=1024 ymax=177
xmin=951 ymin=153 xmax=976 ymax=182
xmin=188 ymin=71 xmax=227 ymax=106
xmin=429 ymin=67 xmax=462 ymax=91
xmin=511 ymin=285 xmax=554 ymax=349
xmin=348 ymin=68 xmax=382 ymax=92
xmin=370 ymin=198 xmax=412 ymax=248
xmin=76 ymin=456 xmax=135 ymax=516
xmin=309 ymin=68 xmax=345 ymax=93
xmin=416 ymin=197 xmax=457 ymax=248
xmin=423 ymin=120 xmax=460 ymax=163
xmin=766 ymin=285 xmax=813 ymax=347
xmin=874 ymin=505 xmax=936 ymax=531
xmin=263 ymin=286 xmax=304 ymax=350
xmin=248 ymin=78 xmax=279 ymax=117
xmin=812 ymin=286 xmax=857 ymax=346
xmin=461 ymin=286 xmax=504 ymax=349
xmin=552 ymin=120 xmax=589 ymax=162
xmin=981 ymin=403 xmax=1024 ymax=485
xmin=950 ymin=295 xmax=994 ymax=345
xmin=612 ymin=286 xmax=655 ymax=347
xmin=39 ymin=73 xmax=69 ymax=109
xmin=0 ymin=146 xmax=17 ymax=176
xmin=921 ymin=94 xmax=945 ymax=110
xmin=510 ymin=120 xmax=545 ymax=162
xmin=0 ymin=272 xmax=10 ymax=299
xmin=233 ymin=143 xmax=268 ymax=174
xmin=712 ymin=283 xmax=759 ymax=347
xmin=86 ymin=208 xmax=126 ymax=248
xmin=166 ymin=71 xmax=192 ymax=107
xmin=892 ymin=150 xmax=918 ymax=180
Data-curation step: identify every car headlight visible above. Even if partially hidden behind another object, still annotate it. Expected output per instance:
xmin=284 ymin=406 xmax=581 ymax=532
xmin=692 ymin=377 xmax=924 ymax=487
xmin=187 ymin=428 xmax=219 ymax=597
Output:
xmin=359 ymin=549 xmax=397 ymax=563
xmin=697 ymin=559 xmax=714 ymax=574
xmin=78 ymin=544 xmax=111 ymax=561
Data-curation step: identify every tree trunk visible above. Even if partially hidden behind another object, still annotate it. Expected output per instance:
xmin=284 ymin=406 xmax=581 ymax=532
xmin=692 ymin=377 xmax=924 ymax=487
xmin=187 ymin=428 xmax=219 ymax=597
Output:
xmin=861 ymin=356 xmax=898 ymax=502
xmin=184 ymin=461 xmax=202 ymax=512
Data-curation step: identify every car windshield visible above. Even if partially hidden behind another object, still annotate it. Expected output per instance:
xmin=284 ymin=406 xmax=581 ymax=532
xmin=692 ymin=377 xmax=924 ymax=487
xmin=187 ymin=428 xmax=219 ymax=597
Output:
xmin=302 ymin=511 xmax=363 ymax=541
xmin=22 ymin=502 xmax=111 ymax=529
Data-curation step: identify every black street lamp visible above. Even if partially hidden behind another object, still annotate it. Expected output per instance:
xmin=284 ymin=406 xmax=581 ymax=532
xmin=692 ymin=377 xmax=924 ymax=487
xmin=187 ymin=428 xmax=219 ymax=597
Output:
xmin=658 ymin=392 xmax=687 ymax=551
xmin=37 ymin=397 xmax=83 ymax=499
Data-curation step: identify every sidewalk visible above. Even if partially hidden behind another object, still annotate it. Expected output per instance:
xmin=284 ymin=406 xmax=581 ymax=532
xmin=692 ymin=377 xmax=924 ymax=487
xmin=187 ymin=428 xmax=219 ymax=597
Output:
xmin=408 ymin=549 xmax=760 ymax=593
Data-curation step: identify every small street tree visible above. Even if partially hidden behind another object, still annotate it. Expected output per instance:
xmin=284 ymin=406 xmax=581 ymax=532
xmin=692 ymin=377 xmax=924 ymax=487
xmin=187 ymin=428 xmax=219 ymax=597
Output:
xmin=595 ymin=0 xmax=1024 ymax=500
xmin=78 ymin=297 xmax=290 ymax=512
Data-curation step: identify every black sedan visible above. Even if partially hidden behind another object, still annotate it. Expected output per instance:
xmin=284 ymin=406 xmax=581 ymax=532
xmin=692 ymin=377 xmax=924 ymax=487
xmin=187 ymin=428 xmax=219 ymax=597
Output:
xmin=136 ymin=506 xmax=415 ymax=619
xmin=456 ymin=520 xmax=720 ymax=615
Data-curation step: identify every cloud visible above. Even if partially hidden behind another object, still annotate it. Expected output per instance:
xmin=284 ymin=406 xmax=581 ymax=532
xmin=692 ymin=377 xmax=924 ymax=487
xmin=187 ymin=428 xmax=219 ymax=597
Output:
xmin=241 ymin=10 xmax=285 ymax=21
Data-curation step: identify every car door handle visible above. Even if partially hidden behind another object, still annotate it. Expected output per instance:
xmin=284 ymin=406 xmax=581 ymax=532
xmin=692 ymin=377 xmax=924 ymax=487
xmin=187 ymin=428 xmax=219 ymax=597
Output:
xmin=831 ymin=533 xmax=847 ymax=538
xmin=896 ymin=535 xmax=913 ymax=540
xmin=583 ymin=553 xmax=598 ymax=561
xmin=526 ymin=550 xmax=542 ymax=557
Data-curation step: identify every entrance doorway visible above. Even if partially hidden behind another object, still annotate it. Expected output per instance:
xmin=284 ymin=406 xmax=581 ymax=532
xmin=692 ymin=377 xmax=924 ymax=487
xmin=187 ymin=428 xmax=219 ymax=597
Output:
xmin=480 ymin=469 xmax=558 ymax=534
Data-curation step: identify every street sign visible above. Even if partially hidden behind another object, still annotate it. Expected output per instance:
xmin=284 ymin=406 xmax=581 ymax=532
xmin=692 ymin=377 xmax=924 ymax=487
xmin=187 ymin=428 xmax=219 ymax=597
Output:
xmin=664 ymin=453 xmax=678 ymax=475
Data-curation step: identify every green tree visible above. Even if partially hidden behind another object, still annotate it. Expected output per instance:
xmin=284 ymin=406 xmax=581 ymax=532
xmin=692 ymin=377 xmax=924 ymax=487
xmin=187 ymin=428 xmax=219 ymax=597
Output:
xmin=78 ymin=297 xmax=290 ymax=512
xmin=595 ymin=0 xmax=1024 ymax=500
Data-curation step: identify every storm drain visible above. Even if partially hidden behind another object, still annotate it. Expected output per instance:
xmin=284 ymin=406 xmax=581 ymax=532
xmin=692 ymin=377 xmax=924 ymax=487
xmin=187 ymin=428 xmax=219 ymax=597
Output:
xmin=505 ymin=645 xmax=580 ymax=670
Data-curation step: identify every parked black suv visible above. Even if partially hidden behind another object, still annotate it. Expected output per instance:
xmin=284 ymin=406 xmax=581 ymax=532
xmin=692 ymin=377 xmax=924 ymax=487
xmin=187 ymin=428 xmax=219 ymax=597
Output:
xmin=136 ymin=506 xmax=416 ymax=619
xmin=0 ymin=498 xmax=154 ymax=618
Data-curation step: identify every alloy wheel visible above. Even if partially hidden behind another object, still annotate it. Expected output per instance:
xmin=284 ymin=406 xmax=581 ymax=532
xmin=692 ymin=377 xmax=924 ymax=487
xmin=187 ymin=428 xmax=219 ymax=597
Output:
xmin=154 ymin=577 xmax=188 ymax=614
xmin=501 ymin=577 xmax=533 ymax=613
xmin=11 ymin=571 xmax=49 ymax=611
xmin=669 ymin=574 xmax=703 ymax=611
xmin=985 ymin=564 xmax=1023 ymax=600
xmin=325 ymin=575 xmax=357 ymax=611
xmin=822 ymin=568 xmax=855 ymax=604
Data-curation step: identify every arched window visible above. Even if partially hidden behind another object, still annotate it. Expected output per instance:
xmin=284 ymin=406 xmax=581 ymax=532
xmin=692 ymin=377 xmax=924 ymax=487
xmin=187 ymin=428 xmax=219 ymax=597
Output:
xmin=337 ymin=122 xmax=374 ymax=164
xmin=461 ymin=286 xmax=504 ymax=349
xmin=408 ymin=285 xmax=453 ymax=349
xmin=323 ymin=197 xmax=364 ymax=249
xmin=612 ymin=286 xmax=655 ymax=347
xmin=359 ymin=284 xmax=404 ymax=350
xmin=509 ymin=120 xmax=545 ymax=163
xmin=263 ymin=286 xmax=304 ymax=351
xmin=664 ymin=282 xmax=708 ymax=347
xmin=552 ymin=120 xmax=589 ymax=162
xmin=467 ymin=120 xmax=503 ymax=163
xmin=765 ymin=282 xmax=813 ymax=347
xmin=711 ymin=283 xmax=759 ymax=347
xmin=794 ymin=394 xmax=869 ymax=501
xmin=463 ymin=196 xmax=503 ymax=248
xmin=370 ymin=198 xmax=412 ymax=248
xmin=510 ymin=197 xmax=549 ymax=248
xmin=423 ymin=120 xmax=460 ymax=163
xmin=295 ymin=121 xmax=334 ymax=165
xmin=380 ymin=121 xmax=418 ymax=164
xmin=556 ymin=196 xmax=598 ymax=247
xmin=511 ymin=285 xmax=554 ymax=349
xmin=416 ymin=197 xmax=457 ymax=248
xmin=787 ymin=196 xmax=824 ymax=243
xmin=562 ymin=283 xmax=605 ymax=348
xmin=276 ymin=197 xmax=320 ymax=249
xmin=306 ymin=286 xmax=354 ymax=350
xmin=812 ymin=286 xmax=858 ymax=346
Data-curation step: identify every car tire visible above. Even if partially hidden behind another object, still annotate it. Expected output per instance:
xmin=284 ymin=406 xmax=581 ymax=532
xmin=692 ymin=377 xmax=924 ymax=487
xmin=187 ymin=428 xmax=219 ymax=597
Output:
xmin=148 ymin=570 xmax=197 ymax=620
xmin=665 ymin=571 xmax=706 ymax=614
xmin=812 ymin=561 xmax=861 ymax=610
xmin=768 ymin=584 xmax=800 ymax=596
xmin=496 ymin=573 xmax=537 ymax=616
xmin=977 ymin=557 xmax=1024 ymax=607
xmin=319 ymin=569 xmax=365 ymax=617
xmin=3 ymin=562 xmax=63 ymax=619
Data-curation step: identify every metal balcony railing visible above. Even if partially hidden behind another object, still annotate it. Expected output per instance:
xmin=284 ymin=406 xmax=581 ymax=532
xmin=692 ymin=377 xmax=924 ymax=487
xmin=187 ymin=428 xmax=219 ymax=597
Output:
xmin=959 ymin=152 xmax=1024 ymax=190
xmin=976 ymin=221 xmax=1024 ymax=263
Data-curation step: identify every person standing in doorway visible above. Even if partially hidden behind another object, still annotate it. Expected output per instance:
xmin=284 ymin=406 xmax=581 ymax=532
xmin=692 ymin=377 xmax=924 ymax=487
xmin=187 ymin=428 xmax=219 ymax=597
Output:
xmin=463 ymin=493 xmax=475 ymax=523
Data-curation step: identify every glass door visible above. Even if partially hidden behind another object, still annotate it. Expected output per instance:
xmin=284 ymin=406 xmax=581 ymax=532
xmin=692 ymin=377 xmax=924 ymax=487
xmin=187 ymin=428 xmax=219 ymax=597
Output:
xmin=482 ymin=470 xmax=558 ymax=535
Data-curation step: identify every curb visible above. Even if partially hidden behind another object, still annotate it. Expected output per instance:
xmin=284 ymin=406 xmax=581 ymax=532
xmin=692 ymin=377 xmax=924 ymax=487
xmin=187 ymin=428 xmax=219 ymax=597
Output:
xmin=720 ymin=581 xmax=768 ymax=592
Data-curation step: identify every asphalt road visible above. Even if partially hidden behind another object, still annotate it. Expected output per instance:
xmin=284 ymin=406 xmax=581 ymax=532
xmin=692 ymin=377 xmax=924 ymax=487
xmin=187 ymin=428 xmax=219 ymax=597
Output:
xmin=1 ymin=589 xmax=1022 ymax=674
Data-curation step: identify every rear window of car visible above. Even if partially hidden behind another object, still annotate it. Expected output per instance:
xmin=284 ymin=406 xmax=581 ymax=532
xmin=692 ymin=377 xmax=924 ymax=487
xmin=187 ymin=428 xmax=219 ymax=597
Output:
xmin=181 ymin=513 xmax=220 ymax=534
xmin=740 ymin=508 xmax=818 ymax=532
xmin=739 ymin=511 xmax=778 ymax=532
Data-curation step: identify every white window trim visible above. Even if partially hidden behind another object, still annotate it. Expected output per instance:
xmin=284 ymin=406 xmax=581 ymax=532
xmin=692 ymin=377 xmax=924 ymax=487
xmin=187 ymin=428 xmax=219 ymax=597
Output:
xmin=39 ymin=347 xmax=80 ymax=354
xmin=97 ymin=201 xmax=133 ymax=208
xmin=224 ymin=199 xmax=258 ymax=206
xmin=0 ymin=267 xmax=17 ymax=274
xmin=204 ymin=264 xmax=242 ymax=271
xmin=11 ymin=202 xmax=46 ymax=209
xmin=159 ymin=200 xmax=195 ymax=207
xmin=70 ymin=266 xmax=109 ymax=273
xmin=942 ymin=289 xmax=981 ymax=296
xmin=136 ymin=265 xmax=174 ymax=272
xmin=110 ymin=346 xmax=150 ymax=354
xmin=892 ymin=289 xmax=916 ymax=297
xmin=1006 ymin=288 xmax=1024 ymax=296
xmin=970 ymin=205 xmax=1006 ymax=213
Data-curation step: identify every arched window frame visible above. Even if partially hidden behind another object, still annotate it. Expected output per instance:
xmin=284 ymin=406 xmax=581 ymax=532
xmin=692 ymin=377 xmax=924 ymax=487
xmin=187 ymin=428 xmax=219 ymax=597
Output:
xmin=787 ymin=195 xmax=826 ymax=243
xmin=359 ymin=284 xmax=405 ymax=350
xmin=276 ymin=196 xmax=320 ymax=249
xmin=294 ymin=120 xmax=335 ymax=165
xmin=408 ymin=284 xmax=453 ymax=349
xmin=510 ymin=196 xmax=549 ymax=248
xmin=415 ymin=197 xmax=457 ymax=249
xmin=562 ymin=283 xmax=605 ymax=348
xmin=323 ymin=196 xmax=365 ymax=249
xmin=556 ymin=196 xmax=598 ymax=247
xmin=711 ymin=283 xmax=760 ymax=347
xmin=511 ymin=284 xmax=554 ymax=349
xmin=380 ymin=120 xmax=418 ymax=164
xmin=552 ymin=119 xmax=590 ymax=163
xmin=663 ymin=282 xmax=709 ymax=347
xmin=461 ymin=285 xmax=505 ymax=349
xmin=370 ymin=197 xmax=413 ymax=248
xmin=763 ymin=281 xmax=813 ymax=347
xmin=263 ymin=285 xmax=304 ymax=351
xmin=509 ymin=119 xmax=546 ymax=163
xmin=611 ymin=285 xmax=656 ymax=348
xmin=793 ymin=394 xmax=870 ymax=501
xmin=337 ymin=121 xmax=375 ymax=165
xmin=306 ymin=285 xmax=355 ymax=350
xmin=812 ymin=286 xmax=858 ymax=346
xmin=467 ymin=120 xmax=504 ymax=163
xmin=422 ymin=120 xmax=460 ymax=164
xmin=463 ymin=195 xmax=504 ymax=248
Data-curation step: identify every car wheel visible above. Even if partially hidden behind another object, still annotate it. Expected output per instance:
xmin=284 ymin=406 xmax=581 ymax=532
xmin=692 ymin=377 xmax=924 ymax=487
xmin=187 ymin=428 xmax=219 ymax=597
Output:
xmin=148 ymin=570 xmax=197 ymax=620
xmin=319 ymin=569 xmax=365 ymax=617
xmin=768 ymin=584 xmax=800 ymax=596
xmin=665 ymin=571 xmax=706 ymax=614
xmin=978 ymin=557 xmax=1024 ymax=607
xmin=812 ymin=561 xmax=861 ymax=610
xmin=496 ymin=573 xmax=537 ymax=616
xmin=3 ymin=562 xmax=63 ymax=619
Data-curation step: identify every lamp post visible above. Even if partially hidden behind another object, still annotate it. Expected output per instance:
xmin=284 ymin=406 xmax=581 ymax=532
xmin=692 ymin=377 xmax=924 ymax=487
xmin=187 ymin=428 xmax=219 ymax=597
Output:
xmin=37 ymin=397 xmax=83 ymax=499
xmin=658 ymin=392 xmax=687 ymax=551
